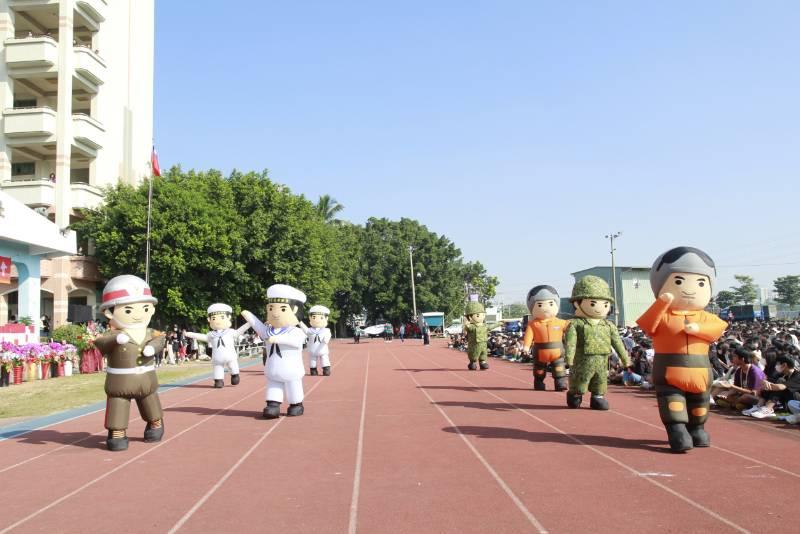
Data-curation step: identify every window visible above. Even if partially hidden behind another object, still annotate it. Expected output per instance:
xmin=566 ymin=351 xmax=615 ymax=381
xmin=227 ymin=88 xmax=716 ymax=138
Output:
xmin=13 ymin=98 xmax=36 ymax=108
xmin=11 ymin=162 xmax=35 ymax=176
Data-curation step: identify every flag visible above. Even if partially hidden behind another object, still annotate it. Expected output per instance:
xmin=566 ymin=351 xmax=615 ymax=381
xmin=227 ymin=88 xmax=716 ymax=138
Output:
xmin=0 ymin=256 xmax=11 ymax=284
xmin=151 ymin=146 xmax=161 ymax=177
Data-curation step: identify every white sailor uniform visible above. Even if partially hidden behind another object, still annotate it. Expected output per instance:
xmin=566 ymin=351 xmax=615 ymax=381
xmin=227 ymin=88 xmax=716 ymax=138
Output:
xmin=206 ymin=325 xmax=250 ymax=380
xmin=246 ymin=313 xmax=306 ymax=404
xmin=306 ymin=327 xmax=332 ymax=369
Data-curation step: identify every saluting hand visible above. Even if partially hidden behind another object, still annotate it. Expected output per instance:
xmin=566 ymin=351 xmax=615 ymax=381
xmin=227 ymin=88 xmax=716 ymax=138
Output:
xmin=659 ymin=292 xmax=675 ymax=304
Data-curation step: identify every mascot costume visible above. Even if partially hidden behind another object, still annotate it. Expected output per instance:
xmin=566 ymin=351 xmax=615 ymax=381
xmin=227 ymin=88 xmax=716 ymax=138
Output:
xmin=636 ymin=246 xmax=727 ymax=453
xmin=186 ymin=303 xmax=251 ymax=388
xmin=522 ymin=285 xmax=569 ymax=391
xmin=95 ymin=275 xmax=166 ymax=452
xmin=464 ymin=299 xmax=500 ymax=370
xmin=300 ymin=305 xmax=332 ymax=376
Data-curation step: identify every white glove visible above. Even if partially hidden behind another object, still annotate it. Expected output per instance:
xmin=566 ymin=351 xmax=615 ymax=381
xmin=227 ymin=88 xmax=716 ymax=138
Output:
xmin=116 ymin=333 xmax=130 ymax=345
xmin=142 ymin=346 xmax=155 ymax=357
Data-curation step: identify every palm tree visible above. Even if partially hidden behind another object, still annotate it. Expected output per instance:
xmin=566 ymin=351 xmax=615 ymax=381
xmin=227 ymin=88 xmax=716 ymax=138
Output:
xmin=316 ymin=194 xmax=344 ymax=223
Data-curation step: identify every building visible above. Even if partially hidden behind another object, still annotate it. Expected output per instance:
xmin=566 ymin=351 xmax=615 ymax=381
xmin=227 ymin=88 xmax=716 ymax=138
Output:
xmin=0 ymin=0 xmax=154 ymax=328
xmin=0 ymin=190 xmax=75 ymax=337
xmin=560 ymin=266 xmax=655 ymax=327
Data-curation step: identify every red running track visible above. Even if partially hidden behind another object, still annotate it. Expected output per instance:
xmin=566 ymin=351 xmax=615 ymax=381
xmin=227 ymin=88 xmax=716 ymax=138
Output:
xmin=0 ymin=339 xmax=798 ymax=533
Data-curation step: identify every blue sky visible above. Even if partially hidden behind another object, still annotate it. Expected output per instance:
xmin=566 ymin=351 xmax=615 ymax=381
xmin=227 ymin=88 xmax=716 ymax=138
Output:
xmin=154 ymin=1 xmax=800 ymax=304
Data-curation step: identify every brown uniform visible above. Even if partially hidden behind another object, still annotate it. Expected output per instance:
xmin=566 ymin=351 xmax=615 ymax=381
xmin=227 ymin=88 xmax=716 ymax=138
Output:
xmin=95 ymin=328 xmax=166 ymax=431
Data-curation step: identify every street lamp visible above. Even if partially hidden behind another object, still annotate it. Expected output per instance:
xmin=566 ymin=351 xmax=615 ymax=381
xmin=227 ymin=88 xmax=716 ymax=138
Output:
xmin=605 ymin=232 xmax=622 ymax=326
xmin=409 ymin=246 xmax=418 ymax=322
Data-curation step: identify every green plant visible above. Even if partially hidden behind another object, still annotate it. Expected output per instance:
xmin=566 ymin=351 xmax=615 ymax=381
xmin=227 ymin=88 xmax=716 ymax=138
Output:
xmin=17 ymin=316 xmax=34 ymax=326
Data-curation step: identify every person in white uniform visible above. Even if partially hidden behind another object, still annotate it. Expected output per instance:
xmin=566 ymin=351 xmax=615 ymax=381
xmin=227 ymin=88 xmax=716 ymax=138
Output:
xmin=300 ymin=305 xmax=332 ymax=376
xmin=186 ymin=303 xmax=251 ymax=388
xmin=242 ymin=284 xmax=307 ymax=418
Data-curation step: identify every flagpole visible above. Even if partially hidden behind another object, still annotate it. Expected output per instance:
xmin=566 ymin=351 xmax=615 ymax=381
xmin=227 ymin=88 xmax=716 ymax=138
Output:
xmin=145 ymin=167 xmax=153 ymax=284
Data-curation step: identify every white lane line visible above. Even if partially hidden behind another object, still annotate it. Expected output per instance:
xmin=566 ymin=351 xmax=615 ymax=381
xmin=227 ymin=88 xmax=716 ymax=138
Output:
xmin=1 ymin=385 xmax=267 ymax=534
xmin=168 ymin=352 xmax=353 ymax=533
xmin=0 ymin=388 xmax=216 ymax=475
xmin=348 ymin=351 xmax=371 ymax=534
xmin=482 ymin=358 xmax=800 ymax=479
xmin=391 ymin=350 xmax=548 ymax=534
xmin=419 ymin=351 xmax=750 ymax=534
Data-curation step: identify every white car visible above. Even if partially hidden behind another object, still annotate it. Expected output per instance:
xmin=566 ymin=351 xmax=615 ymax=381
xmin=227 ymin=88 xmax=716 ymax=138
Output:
xmin=363 ymin=324 xmax=391 ymax=337
xmin=444 ymin=322 xmax=463 ymax=335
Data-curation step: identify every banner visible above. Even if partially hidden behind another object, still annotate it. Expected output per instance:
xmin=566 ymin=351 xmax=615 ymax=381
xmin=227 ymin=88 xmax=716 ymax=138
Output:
xmin=0 ymin=256 xmax=10 ymax=284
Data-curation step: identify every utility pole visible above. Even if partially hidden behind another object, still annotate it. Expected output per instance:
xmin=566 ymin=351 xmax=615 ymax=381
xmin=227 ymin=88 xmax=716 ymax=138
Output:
xmin=409 ymin=245 xmax=417 ymax=321
xmin=605 ymin=232 xmax=622 ymax=326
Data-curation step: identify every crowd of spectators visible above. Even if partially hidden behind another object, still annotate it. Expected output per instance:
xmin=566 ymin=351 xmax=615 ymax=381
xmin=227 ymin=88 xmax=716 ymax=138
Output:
xmin=449 ymin=319 xmax=800 ymax=427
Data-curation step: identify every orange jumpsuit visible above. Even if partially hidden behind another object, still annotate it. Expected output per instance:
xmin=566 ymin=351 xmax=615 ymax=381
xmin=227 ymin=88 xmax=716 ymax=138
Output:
xmin=636 ymin=298 xmax=727 ymax=426
xmin=523 ymin=318 xmax=569 ymax=390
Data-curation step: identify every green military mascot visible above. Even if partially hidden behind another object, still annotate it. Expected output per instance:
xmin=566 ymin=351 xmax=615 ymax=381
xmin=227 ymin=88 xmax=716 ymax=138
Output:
xmin=565 ymin=275 xmax=630 ymax=410
xmin=463 ymin=299 xmax=498 ymax=370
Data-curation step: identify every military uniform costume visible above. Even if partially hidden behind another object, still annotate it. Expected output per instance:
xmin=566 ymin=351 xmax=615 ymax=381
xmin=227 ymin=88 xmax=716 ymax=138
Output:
xmin=464 ymin=301 xmax=498 ymax=370
xmin=565 ymin=276 xmax=630 ymax=410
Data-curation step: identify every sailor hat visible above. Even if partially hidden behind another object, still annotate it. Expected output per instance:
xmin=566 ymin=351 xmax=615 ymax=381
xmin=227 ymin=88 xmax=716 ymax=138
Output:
xmin=267 ymin=284 xmax=307 ymax=304
xmin=309 ymin=305 xmax=331 ymax=315
xmin=207 ymin=303 xmax=232 ymax=315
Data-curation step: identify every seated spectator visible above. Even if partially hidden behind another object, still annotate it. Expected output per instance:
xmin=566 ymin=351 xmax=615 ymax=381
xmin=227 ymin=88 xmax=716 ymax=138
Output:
xmin=743 ymin=355 xmax=800 ymax=418
xmin=713 ymin=347 xmax=765 ymax=411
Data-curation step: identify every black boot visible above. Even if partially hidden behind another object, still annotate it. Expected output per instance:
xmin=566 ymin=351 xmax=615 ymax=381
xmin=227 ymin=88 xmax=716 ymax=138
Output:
xmin=590 ymin=395 xmax=609 ymax=411
xmin=468 ymin=362 xmax=477 ymax=370
xmin=554 ymin=377 xmax=568 ymax=392
xmin=144 ymin=422 xmax=164 ymax=443
xmin=106 ymin=431 xmax=128 ymax=452
xmin=231 ymin=374 xmax=240 ymax=385
xmin=566 ymin=393 xmax=583 ymax=409
xmin=286 ymin=403 xmax=304 ymax=417
xmin=322 ymin=366 xmax=331 ymax=376
xmin=310 ymin=368 xmax=319 ymax=376
xmin=213 ymin=379 xmax=224 ymax=388
xmin=533 ymin=376 xmax=546 ymax=391
xmin=263 ymin=401 xmax=281 ymax=419
xmin=665 ymin=423 xmax=693 ymax=453
xmin=687 ymin=424 xmax=710 ymax=447
xmin=479 ymin=361 xmax=489 ymax=370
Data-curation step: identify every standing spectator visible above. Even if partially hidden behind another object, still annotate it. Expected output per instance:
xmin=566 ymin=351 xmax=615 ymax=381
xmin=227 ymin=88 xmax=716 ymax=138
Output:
xmin=422 ymin=322 xmax=430 ymax=346
xmin=354 ymin=326 xmax=361 ymax=344
xmin=383 ymin=323 xmax=393 ymax=342
xmin=399 ymin=323 xmax=406 ymax=342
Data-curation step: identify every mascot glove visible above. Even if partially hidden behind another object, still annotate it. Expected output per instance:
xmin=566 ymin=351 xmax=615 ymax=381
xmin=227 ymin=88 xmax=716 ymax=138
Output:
xmin=142 ymin=346 xmax=155 ymax=357
xmin=116 ymin=333 xmax=130 ymax=345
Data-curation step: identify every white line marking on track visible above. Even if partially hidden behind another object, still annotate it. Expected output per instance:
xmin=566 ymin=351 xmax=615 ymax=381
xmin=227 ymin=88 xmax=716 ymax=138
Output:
xmin=391 ymin=350 xmax=549 ymax=534
xmin=0 ymin=388 xmax=215 ymax=475
xmin=168 ymin=352 xmax=353 ymax=533
xmin=348 ymin=351 xmax=370 ymax=534
xmin=0 ymin=386 xmax=267 ymax=534
xmin=417 ymin=350 xmax=752 ymax=534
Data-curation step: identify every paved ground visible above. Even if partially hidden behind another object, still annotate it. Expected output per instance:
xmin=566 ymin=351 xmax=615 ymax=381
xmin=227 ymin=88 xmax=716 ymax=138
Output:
xmin=0 ymin=338 xmax=797 ymax=533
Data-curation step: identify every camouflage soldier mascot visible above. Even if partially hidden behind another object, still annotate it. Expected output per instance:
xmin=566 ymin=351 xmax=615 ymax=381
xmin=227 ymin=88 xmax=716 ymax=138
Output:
xmin=95 ymin=275 xmax=167 ymax=452
xmin=522 ymin=285 xmax=570 ymax=391
xmin=637 ymin=246 xmax=727 ymax=453
xmin=565 ymin=275 xmax=630 ymax=410
xmin=463 ymin=300 xmax=498 ymax=370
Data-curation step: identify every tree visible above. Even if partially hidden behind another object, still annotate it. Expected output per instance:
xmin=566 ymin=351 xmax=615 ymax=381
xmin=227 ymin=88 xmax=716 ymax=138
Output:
xmin=731 ymin=275 xmax=757 ymax=305
xmin=714 ymin=290 xmax=738 ymax=309
xmin=502 ymin=303 xmax=528 ymax=318
xmin=774 ymin=275 xmax=800 ymax=309
xmin=316 ymin=194 xmax=344 ymax=223
xmin=461 ymin=261 xmax=498 ymax=306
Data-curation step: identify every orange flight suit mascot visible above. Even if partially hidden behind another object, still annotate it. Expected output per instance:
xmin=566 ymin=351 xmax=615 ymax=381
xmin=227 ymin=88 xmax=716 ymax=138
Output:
xmin=522 ymin=285 xmax=569 ymax=391
xmin=636 ymin=246 xmax=727 ymax=453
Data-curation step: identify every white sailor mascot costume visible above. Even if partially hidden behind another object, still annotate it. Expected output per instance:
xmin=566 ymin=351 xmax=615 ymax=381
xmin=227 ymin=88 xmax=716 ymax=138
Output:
xmin=186 ymin=303 xmax=251 ymax=388
xmin=301 ymin=305 xmax=332 ymax=376
xmin=241 ymin=284 xmax=307 ymax=419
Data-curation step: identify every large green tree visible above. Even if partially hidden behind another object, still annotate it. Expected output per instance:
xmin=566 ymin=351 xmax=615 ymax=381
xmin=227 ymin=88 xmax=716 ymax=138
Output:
xmin=315 ymin=194 xmax=344 ymax=223
xmin=774 ymin=275 xmax=800 ymax=309
xmin=731 ymin=274 xmax=758 ymax=305
xmin=714 ymin=290 xmax=738 ymax=309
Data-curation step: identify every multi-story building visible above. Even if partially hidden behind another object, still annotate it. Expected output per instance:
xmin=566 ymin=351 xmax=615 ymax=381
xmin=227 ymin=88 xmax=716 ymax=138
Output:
xmin=0 ymin=0 xmax=153 ymax=329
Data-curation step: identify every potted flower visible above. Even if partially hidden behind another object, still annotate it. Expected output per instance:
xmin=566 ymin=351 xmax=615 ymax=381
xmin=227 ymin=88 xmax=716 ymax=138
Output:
xmin=63 ymin=343 xmax=77 ymax=376
xmin=0 ymin=345 xmax=10 ymax=387
xmin=10 ymin=346 xmax=24 ymax=384
xmin=49 ymin=342 xmax=66 ymax=377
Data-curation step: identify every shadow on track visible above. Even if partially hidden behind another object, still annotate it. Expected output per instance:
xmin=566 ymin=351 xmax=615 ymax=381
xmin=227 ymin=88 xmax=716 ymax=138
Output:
xmin=443 ymin=425 xmax=669 ymax=453
xmin=434 ymin=401 xmax=565 ymax=411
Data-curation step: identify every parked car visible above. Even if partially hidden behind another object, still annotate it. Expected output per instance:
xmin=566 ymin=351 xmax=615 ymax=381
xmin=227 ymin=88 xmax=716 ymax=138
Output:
xmin=445 ymin=321 xmax=463 ymax=335
xmin=363 ymin=324 xmax=391 ymax=337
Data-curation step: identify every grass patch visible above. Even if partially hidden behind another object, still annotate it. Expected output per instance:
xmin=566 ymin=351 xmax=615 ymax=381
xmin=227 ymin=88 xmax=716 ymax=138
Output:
xmin=0 ymin=363 xmax=215 ymax=421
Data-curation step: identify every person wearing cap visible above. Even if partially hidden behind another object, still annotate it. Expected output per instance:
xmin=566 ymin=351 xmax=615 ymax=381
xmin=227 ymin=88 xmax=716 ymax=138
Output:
xmin=94 ymin=275 xmax=167 ymax=452
xmin=522 ymin=285 xmax=570 ymax=391
xmin=565 ymin=275 xmax=630 ymax=410
xmin=463 ymin=300 xmax=500 ymax=370
xmin=299 ymin=305 xmax=332 ymax=376
xmin=185 ymin=303 xmax=251 ymax=388
xmin=636 ymin=246 xmax=728 ymax=453
xmin=242 ymin=284 xmax=307 ymax=418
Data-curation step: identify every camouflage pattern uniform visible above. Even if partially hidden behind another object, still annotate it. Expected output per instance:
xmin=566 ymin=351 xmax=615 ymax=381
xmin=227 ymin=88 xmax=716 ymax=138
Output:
xmin=565 ymin=276 xmax=630 ymax=409
xmin=463 ymin=301 xmax=500 ymax=370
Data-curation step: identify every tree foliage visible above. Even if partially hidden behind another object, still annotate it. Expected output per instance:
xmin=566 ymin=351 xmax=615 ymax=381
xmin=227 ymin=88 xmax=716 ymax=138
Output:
xmin=731 ymin=274 xmax=758 ymax=305
xmin=774 ymin=275 xmax=800 ymax=308
xmin=502 ymin=303 xmax=529 ymax=318
xmin=714 ymin=290 xmax=738 ymax=309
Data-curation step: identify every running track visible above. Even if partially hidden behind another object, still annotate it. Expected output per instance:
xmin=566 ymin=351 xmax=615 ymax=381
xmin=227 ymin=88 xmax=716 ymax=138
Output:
xmin=1 ymin=339 xmax=797 ymax=533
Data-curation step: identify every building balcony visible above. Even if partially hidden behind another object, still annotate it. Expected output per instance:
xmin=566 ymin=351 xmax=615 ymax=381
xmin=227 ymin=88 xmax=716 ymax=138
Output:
xmin=73 ymin=47 xmax=106 ymax=91
xmin=69 ymin=254 xmax=102 ymax=282
xmin=3 ymin=107 xmax=57 ymax=140
xmin=70 ymin=181 xmax=103 ymax=210
xmin=0 ymin=178 xmax=54 ymax=207
xmin=72 ymin=113 xmax=104 ymax=156
xmin=4 ymin=37 xmax=58 ymax=71
xmin=75 ymin=0 xmax=107 ymax=30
